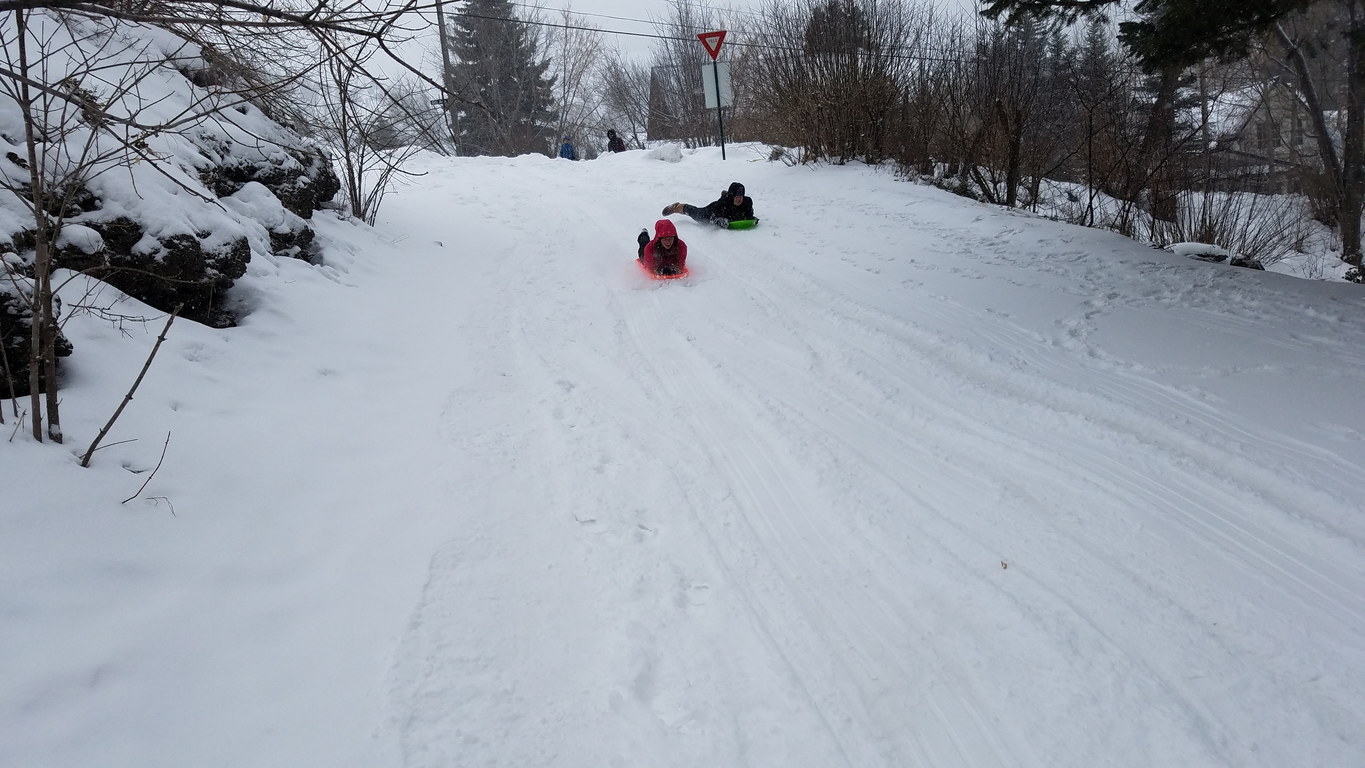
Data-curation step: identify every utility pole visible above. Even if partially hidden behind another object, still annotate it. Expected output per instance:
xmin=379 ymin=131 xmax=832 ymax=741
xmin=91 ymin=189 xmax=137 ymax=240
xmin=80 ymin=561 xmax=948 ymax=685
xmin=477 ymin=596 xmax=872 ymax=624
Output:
xmin=434 ymin=0 xmax=458 ymax=154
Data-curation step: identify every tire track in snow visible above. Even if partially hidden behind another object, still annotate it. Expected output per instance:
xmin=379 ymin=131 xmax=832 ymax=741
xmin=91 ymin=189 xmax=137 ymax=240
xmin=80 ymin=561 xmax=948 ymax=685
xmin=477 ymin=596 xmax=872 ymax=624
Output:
xmin=386 ymin=177 xmax=674 ymax=768
xmin=384 ymin=155 xmax=1365 ymax=768
xmin=610 ymin=288 xmax=872 ymax=768
xmin=391 ymin=190 xmax=863 ymax=767
xmin=691 ymin=250 xmax=1164 ymax=764
xmin=722 ymin=219 xmax=1365 ymax=630
xmin=612 ymin=277 xmax=1040 ymax=768
xmin=696 ymin=212 xmax=1365 ymax=766
xmin=697 ymin=231 xmax=1239 ymax=765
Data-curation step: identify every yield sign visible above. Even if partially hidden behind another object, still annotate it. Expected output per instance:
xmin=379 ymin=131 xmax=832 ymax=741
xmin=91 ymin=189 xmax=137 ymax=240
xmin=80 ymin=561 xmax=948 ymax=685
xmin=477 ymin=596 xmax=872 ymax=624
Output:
xmin=697 ymin=30 xmax=727 ymax=61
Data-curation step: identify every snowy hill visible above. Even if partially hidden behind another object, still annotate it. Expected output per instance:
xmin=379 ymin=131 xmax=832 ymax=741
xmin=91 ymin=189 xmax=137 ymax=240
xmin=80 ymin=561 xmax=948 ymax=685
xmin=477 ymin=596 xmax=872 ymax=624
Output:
xmin=3 ymin=145 xmax=1364 ymax=768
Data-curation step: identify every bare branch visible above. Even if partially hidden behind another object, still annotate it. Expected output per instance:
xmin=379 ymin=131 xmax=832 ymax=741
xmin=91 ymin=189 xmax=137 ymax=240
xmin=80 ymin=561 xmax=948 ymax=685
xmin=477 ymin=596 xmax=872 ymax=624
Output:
xmin=121 ymin=431 xmax=170 ymax=503
xmin=81 ymin=304 xmax=178 ymax=467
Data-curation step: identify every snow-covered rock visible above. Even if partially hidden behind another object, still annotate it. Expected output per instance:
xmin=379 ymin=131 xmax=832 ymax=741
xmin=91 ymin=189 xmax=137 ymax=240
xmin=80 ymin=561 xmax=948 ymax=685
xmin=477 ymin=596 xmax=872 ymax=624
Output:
xmin=0 ymin=11 xmax=341 ymax=392
xmin=0 ymin=13 xmax=338 ymax=320
xmin=1167 ymin=241 xmax=1233 ymax=262
xmin=1167 ymin=241 xmax=1265 ymax=270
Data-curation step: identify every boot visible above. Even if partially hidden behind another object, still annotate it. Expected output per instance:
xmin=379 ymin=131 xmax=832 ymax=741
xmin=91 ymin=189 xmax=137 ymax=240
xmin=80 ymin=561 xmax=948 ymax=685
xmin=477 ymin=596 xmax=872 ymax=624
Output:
xmin=661 ymin=202 xmax=684 ymax=216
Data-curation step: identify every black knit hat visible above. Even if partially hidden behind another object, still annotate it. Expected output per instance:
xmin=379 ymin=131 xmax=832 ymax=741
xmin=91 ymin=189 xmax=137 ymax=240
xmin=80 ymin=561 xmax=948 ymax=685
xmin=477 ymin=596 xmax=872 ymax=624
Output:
xmin=728 ymin=182 xmax=745 ymax=196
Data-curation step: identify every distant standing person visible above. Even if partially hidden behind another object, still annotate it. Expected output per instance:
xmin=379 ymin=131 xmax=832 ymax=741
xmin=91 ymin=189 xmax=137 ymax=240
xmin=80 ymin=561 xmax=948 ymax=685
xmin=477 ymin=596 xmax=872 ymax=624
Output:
xmin=558 ymin=135 xmax=577 ymax=160
xmin=606 ymin=129 xmax=627 ymax=153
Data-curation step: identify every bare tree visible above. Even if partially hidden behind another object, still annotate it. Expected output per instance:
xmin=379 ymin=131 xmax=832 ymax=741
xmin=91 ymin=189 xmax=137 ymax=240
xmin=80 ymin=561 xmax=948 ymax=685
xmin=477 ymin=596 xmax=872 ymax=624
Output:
xmin=1061 ymin=18 xmax=1133 ymax=226
xmin=926 ymin=17 xmax=1003 ymax=192
xmin=599 ymin=48 xmax=652 ymax=148
xmin=893 ymin=25 xmax=958 ymax=178
xmin=743 ymin=0 xmax=811 ymax=153
xmin=542 ymin=6 xmax=605 ymax=154
xmin=647 ymin=0 xmax=726 ymax=146
xmin=306 ymin=44 xmax=432 ymax=224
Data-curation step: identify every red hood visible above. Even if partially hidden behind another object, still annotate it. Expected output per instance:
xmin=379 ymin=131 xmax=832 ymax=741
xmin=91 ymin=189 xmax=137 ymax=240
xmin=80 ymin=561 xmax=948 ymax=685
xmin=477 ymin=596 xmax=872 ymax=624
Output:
xmin=654 ymin=219 xmax=678 ymax=238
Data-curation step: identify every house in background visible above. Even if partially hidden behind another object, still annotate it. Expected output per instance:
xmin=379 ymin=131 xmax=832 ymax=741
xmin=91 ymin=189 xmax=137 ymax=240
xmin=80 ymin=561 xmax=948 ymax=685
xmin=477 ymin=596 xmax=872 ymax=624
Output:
xmin=1199 ymin=78 xmax=1336 ymax=193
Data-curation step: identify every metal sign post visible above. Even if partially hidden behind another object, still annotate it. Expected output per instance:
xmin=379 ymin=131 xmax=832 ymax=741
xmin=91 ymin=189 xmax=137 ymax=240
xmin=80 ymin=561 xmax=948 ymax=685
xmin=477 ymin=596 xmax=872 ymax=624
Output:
xmin=697 ymin=30 xmax=728 ymax=160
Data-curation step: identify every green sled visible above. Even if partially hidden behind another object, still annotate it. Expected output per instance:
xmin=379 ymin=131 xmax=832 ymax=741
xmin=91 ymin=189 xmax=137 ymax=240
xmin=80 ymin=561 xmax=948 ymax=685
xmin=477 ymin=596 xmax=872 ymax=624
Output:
xmin=727 ymin=218 xmax=759 ymax=230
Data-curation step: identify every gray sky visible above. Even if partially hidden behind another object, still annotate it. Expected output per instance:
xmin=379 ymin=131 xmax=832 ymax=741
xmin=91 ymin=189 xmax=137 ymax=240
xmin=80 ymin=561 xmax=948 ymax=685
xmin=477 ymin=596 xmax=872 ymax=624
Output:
xmin=386 ymin=0 xmax=980 ymax=97
xmin=541 ymin=0 xmax=762 ymax=60
xmin=531 ymin=0 xmax=980 ymax=61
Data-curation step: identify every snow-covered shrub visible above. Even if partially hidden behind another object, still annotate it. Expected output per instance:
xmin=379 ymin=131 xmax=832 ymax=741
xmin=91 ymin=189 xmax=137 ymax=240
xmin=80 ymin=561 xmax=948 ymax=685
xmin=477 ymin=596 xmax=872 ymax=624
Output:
xmin=1155 ymin=190 xmax=1309 ymax=269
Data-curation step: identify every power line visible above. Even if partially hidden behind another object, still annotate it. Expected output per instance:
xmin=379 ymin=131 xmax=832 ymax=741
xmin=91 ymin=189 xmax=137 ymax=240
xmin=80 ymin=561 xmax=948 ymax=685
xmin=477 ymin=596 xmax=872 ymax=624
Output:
xmin=443 ymin=3 xmax=1297 ymax=78
xmin=449 ymin=6 xmax=981 ymax=66
xmin=502 ymin=0 xmax=772 ymax=29
xmin=451 ymin=7 xmax=694 ymax=44
xmin=501 ymin=2 xmax=669 ymax=29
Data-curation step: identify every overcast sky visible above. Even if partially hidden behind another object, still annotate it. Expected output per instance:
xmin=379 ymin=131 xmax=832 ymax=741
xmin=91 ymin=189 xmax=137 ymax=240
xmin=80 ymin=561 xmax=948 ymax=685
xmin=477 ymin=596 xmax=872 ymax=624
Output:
xmin=531 ymin=0 xmax=981 ymax=61
xmin=387 ymin=1 xmax=983 ymax=93
xmin=544 ymin=0 xmax=762 ymax=60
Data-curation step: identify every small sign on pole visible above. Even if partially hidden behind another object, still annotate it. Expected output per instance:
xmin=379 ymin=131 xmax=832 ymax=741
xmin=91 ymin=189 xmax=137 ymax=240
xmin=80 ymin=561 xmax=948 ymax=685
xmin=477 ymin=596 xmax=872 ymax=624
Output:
xmin=697 ymin=31 xmax=729 ymax=159
xmin=701 ymin=63 xmax=733 ymax=109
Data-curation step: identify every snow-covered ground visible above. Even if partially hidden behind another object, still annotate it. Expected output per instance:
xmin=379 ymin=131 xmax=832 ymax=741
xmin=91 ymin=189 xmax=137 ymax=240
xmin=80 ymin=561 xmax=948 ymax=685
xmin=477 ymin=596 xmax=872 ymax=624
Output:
xmin=4 ymin=145 xmax=1364 ymax=768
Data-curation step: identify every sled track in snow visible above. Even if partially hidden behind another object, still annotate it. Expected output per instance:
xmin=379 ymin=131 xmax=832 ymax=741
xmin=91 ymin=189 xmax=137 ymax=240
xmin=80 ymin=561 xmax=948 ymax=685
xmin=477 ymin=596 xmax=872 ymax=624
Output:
xmin=383 ymin=156 xmax=1365 ymax=768
xmin=713 ymin=212 xmax=1365 ymax=631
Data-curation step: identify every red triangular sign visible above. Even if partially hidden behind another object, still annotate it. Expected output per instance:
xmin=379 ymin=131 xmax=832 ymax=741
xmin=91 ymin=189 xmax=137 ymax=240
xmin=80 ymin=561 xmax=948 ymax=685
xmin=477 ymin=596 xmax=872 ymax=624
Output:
xmin=698 ymin=30 xmax=727 ymax=61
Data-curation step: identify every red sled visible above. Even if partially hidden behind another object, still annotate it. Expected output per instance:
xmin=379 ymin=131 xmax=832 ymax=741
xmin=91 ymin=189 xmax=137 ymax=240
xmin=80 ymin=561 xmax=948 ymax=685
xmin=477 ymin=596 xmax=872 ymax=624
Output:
xmin=637 ymin=260 xmax=689 ymax=280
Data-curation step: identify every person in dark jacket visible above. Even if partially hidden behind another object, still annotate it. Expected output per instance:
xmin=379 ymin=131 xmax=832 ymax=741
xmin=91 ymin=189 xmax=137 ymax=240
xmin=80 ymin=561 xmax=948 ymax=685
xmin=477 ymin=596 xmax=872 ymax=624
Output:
xmin=636 ymin=219 xmax=688 ymax=275
xmin=558 ymin=135 xmax=577 ymax=160
xmin=606 ymin=129 xmax=626 ymax=153
xmin=661 ymin=182 xmax=756 ymax=228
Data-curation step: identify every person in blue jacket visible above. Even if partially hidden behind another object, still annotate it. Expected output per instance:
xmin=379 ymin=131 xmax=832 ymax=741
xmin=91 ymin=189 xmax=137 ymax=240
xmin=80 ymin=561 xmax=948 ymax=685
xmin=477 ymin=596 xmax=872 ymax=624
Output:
xmin=558 ymin=135 xmax=577 ymax=160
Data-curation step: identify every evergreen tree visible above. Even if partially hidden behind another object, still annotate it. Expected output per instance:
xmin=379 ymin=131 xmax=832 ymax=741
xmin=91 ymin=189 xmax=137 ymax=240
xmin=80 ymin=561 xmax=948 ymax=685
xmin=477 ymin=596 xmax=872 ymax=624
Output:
xmin=446 ymin=0 xmax=556 ymax=157
xmin=995 ymin=19 xmax=1056 ymax=207
xmin=981 ymin=0 xmax=1301 ymax=71
xmin=1069 ymin=20 xmax=1128 ymax=202
xmin=1076 ymin=18 xmax=1118 ymax=98
xmin=804 ymin=0 xmax=871 ymax=54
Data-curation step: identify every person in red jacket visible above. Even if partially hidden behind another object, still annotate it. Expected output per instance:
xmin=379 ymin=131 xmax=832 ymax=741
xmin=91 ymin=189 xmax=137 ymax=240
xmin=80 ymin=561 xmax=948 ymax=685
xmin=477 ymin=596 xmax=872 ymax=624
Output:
xmin=635 ymin=219 xmax=687 ymax=276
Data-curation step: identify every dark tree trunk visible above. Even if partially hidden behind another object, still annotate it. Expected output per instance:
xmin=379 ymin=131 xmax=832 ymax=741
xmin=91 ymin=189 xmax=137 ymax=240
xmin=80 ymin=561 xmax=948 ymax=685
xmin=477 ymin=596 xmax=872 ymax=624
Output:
xmin=1341 ymin=4 xmax=1365 ymax=266
xmin=16 ymin=8 xmax=51 ymax=441
xmin=1121 ymin=66 xmax=1182 ymax=227
xmin=999 ymin=100 xmax=1024 ymax=207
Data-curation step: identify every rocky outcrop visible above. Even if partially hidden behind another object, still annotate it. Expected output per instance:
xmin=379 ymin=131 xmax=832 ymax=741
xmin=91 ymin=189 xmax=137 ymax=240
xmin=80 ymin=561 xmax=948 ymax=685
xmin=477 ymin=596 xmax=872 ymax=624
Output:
xmin=0 ymin=278 xmax=73 ymax=399
xmin=74 ymin=219 xmax=252 ymax=328
xmin=200 ymin=144 xmax=341 ymax=221
xmin=0 ymin=13 xmax=346 ymax=398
